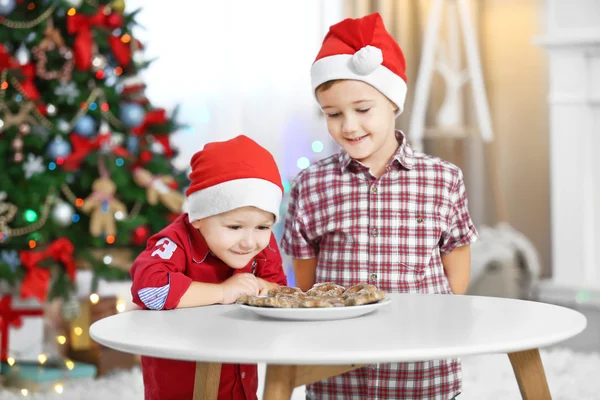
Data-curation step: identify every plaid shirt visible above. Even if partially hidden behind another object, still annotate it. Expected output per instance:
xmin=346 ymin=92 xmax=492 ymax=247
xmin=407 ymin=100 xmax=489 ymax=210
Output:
xmin=282 ymin=132 xmax=478 ymax=400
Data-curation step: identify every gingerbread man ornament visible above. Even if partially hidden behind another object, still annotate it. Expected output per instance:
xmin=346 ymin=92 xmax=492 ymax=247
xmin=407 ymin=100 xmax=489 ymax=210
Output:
xmin=81 ymin=178 xmax=127 ymax=237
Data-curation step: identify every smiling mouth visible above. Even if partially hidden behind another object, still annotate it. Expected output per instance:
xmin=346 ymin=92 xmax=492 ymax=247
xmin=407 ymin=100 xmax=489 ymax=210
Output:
xmin=345 ymin=134 xmax=368 ymax=143
xmin=231 ymin=250 xmax=253 ymax=255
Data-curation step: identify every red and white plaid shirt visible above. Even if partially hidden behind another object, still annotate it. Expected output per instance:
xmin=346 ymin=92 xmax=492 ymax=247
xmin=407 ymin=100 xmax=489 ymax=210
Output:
xmin=282 ymin=132 xmax=478 ymax=400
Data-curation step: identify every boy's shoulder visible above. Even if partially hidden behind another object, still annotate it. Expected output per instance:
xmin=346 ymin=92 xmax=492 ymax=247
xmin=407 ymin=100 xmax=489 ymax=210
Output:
xmin=145 ymin=214 xmax=189 ymax=246
xmin=410 ymin=147 xmax=464 ymax=181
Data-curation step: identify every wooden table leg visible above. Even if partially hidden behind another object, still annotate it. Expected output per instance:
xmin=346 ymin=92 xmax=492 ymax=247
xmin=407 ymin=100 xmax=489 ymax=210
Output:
xmin=263 ymin=364 xmax=364 ymax=400
xmin=193 ymin=362 xmax=222 ymax=400
xmin=508 ymin=349 xmax=552 ymax=400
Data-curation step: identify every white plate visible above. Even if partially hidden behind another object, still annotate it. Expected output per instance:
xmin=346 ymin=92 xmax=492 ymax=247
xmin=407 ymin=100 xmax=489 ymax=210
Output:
xmin=237 ymin=297 xmax=391 ymax=321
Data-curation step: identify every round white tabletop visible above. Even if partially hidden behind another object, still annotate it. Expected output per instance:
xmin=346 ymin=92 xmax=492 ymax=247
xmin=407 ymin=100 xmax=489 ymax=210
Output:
xmin=89 ymin=293 xmax=586 ymax=365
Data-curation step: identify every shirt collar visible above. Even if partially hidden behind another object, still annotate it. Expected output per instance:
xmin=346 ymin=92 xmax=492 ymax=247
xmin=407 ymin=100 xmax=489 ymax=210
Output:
xmin=338 ymin=130 xmax=414 ymax=173
xmin=184 ymin=214 xmax=211 ymax=263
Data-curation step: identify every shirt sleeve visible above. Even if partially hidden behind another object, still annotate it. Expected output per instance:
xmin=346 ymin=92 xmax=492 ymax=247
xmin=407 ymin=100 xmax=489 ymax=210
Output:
xmin=440 ymin=170 xmax=479 ymax=254
xmin=255 ymin=233 xmax=288 ymax=286
xmin=130 ymin=233 xmax=192 ymax=310
xmin=280 ymin=177 xmax=319 ymax=259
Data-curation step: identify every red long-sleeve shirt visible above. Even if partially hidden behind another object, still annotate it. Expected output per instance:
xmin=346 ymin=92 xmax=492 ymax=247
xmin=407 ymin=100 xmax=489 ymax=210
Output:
xmin=130 ymin=214 xmax=287 ymax=400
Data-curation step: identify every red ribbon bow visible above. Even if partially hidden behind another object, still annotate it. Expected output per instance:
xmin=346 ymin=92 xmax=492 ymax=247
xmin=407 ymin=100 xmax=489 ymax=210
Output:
xmin=0 ymin=45 xmax=46 ymax=114
xmin=62 ymin=132 xmax=130 ymax=171
xmin=0 ymin=295 xmax=45 ymax=361
xmin=131 ymin=109 xmax=174 ymax=165
xmin=67 ymin=6 xmax=131 ymax=71
xmin=0 ymin=44 xmax=19 ymax=72
xmin=19 ymin=238 xmax=77 ymax=303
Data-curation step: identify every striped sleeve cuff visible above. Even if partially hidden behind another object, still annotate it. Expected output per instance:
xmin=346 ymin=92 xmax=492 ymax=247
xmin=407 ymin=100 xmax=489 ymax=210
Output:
xmin=138 ymin=274 xmax=171 ymax=310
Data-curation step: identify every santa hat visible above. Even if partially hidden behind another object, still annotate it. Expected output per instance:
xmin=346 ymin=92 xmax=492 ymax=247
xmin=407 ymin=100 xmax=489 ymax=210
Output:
xmin=184 ymin=135 xmax=283 ymax=222
xmin=310 ymin=12 xmax=407 ymax=115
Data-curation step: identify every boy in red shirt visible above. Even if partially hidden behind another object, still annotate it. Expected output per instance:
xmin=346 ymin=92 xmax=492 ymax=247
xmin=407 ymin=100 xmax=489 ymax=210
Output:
xmin=130 ymin=135 xmax=287 ymax=400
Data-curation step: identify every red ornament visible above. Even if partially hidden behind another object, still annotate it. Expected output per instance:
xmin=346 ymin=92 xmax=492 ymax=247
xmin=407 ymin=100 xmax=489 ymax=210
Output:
xmin=139 ymin=150 xmax=152 ymax=164
xmin=106 ymin=13 xmax=123 ymax=29
xmin=131 ymin=225 xmax=150 ymax=246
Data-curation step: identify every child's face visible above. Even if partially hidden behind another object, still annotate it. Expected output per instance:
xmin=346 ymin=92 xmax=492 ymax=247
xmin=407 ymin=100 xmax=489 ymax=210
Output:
xmin=192 ymin=207 xmax=275 ymax=269
xmin=317 ymin=80 xmax=398 ymax=166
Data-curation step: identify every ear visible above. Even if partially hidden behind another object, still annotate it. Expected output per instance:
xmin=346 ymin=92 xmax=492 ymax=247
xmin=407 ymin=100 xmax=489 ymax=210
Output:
xmin=191 ymin=219 xmax=202 ymax=230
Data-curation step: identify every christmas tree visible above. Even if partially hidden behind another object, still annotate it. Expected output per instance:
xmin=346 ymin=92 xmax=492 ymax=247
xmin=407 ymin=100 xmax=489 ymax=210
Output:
xmin=0 ymin=0 xmax=187 ymax=305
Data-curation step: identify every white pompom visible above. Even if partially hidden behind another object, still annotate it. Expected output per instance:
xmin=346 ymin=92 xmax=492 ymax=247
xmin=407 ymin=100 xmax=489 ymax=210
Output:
xmin=351 ymin=45 xmax=383 ymax=75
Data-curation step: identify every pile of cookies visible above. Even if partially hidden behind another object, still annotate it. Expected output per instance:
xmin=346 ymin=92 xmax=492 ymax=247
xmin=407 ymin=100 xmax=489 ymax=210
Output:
xmin=236 ymin=282 xmax=386 ymax=308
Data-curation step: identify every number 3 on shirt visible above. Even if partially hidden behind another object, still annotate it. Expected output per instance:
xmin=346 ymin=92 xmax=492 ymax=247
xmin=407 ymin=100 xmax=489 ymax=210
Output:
xmin=151 ymin=237 xmax=177 ymax=260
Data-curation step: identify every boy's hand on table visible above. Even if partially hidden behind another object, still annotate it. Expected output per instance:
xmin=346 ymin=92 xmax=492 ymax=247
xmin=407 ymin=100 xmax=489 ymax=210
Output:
xmin=220 ymin=273 xmax=260 ymax=304
xmin=256 ymin=277 xmax=278 ymax=296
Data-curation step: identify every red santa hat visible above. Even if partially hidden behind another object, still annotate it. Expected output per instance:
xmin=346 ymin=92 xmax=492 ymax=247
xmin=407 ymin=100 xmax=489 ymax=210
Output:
xmin=184 ymin=135 xmax=284 ymax=222
xmin=310 ymin=12 xmax=408 ymax=115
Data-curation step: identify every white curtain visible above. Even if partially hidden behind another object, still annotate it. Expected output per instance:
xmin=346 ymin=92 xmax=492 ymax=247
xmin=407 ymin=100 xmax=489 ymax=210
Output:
xmin=126 ymin=0 xmax=343 ymax=182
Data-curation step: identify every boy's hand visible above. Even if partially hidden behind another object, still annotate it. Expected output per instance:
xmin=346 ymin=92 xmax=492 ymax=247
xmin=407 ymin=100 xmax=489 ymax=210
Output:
xmin=256 ymin=277 xmax=277 ymax=296
xmin=220 ymin=273 xmax=260 ymax=304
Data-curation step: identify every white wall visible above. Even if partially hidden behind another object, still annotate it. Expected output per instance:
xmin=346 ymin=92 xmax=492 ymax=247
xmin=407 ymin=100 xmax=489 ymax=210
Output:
xmin=126 ymin=0 xmax=343 ymax=184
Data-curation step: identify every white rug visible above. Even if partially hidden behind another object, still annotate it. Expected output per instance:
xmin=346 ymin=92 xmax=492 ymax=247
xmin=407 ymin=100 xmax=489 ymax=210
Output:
xmin=1 ymin=348 xmax=598 ymax=400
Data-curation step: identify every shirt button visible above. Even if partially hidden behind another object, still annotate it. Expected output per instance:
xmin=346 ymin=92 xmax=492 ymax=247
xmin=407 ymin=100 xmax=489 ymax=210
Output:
xmin=370 ymin=273 xmax=378 ymax=282
xmin=241 ymin=372 xmax=246 ymax=379
xmin=371 ymin=228 xmax=378 ymax=237
xmin=417 ymin=217 xmax=424 ymax=223
xmin=371 ymin=185 xmax=378 ymax=194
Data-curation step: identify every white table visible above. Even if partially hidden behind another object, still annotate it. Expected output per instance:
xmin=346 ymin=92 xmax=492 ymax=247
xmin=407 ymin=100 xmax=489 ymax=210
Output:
xmin=89 ymin=293 xmax=587 ymax=399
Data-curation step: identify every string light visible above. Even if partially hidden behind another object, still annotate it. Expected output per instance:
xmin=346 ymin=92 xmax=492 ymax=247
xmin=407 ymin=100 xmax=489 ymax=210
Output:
xmin=56 ymin=335 xmax=67 ymax=345
xmin=283 ymin=181 xmax=291 ymax=193
xmin=72 ymin=213 xmax=80 ymax=223
xmin=38 ymin=354 xmax=47 ymax=364
xmin=54 ymin=383 xmax=63 ymax=394
xmin=73 ymin=326 xmax=83 ymax=336
xmin=89 ymin=293 xmax=99 ymax=304
xmin=296 ymin=157 xmax=310 ymax=169
xmin=20 ymin=389 xmax=28 ymax=396
xmin=7 ymin=357 xmax=15 ymax=366
xmin=106 ymin=235 xmax=115 ymax=244
xmin=28 ymin=240 xmax=36 ymax=249
xmin=116 ymin=300 xmax=126 ymax=313
xmin=67 ymin=8 xmax=76 ymax=16
xmin=24 ymin=209 xmax=38 ymax=222
xmin=312 ymin=140 xmax=324 ymax=153
xmin=75 ymin=198 xmax=84 ymax=207
xmin=120 ymin=34 xmax=131 ymax=43
xmin=1 ymin=81 xmax=8 ymax=90
xmin=65 ymin=360 xmax=75 ymax=370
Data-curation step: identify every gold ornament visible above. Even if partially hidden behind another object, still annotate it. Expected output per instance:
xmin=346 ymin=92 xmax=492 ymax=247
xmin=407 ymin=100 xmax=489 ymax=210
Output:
xmin=32 ymin=19 xmax=74 ymax=82
xmin=81 ymin=178 xmax=127 ymax=237
xmin=0 ymin=102 xmax=36 ymax=133
xmin=0 ymin=192 xmax=18 ymax=240
xmin=111 ymin=0 xmax=126 ymax=14
xmin=0 ymin=102 xmax=36 ymax=162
